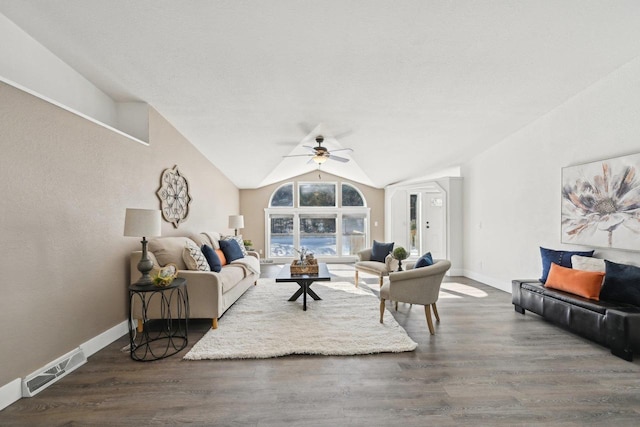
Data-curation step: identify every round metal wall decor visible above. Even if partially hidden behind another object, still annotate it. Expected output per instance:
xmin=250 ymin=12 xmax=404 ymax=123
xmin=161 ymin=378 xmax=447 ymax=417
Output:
xmin=156 ymin=165 xmax=192 ymax=228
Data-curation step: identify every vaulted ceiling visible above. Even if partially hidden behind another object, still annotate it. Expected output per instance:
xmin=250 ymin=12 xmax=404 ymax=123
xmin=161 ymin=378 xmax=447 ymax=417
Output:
xmin=2 ymin=1 xmax=640 ymax=188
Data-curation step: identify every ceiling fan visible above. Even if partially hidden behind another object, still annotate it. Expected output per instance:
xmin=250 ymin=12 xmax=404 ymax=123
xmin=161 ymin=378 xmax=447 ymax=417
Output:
xmin=283 ymin=135 xmax=353 ymax=164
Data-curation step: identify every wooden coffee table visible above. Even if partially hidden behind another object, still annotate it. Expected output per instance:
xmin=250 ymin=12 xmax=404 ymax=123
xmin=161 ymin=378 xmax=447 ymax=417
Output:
xmin=275 ymin=263 xmax=331 ymax=311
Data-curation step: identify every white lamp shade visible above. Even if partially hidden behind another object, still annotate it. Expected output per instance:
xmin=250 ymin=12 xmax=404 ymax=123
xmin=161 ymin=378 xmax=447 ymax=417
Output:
xmin=124 ymin=208 xmax=162 ymax=237
xmin=228 ymin=215 xmax=244 ymax=229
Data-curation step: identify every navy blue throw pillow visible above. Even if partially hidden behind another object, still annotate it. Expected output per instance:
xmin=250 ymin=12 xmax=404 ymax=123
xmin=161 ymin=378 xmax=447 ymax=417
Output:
xmin=600 ymin=260 xmax=640 ymax=307
xmin=201 ymin=244 xmax=222 ymax=272
xmin=219 ymin=238 xmax=244 ymax=263
xmin=415 ymin=252 xmax=434 ymax=268
xmin=539 ymin=247 xmax=594 ymax=283
xmin=371 ymin=240 xmax=394 ymax=263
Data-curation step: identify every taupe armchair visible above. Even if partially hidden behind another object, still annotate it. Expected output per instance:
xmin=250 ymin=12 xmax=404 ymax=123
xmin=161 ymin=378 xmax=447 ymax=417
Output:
xmin=354 ymin=247 xmax=399 ymax=287
xmin=379 ymin=259 xmax=451 ymax=335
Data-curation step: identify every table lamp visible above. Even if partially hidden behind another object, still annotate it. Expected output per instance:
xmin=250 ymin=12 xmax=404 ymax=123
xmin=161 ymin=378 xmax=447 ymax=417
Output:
xmin=124 ymin=208 xmax=162 ymax=286
xmin=228 ymin=214 xmax=244 ymax=236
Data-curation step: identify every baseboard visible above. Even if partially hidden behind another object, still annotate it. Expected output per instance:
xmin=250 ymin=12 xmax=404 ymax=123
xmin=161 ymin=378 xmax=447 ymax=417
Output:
xmin=0 ymin=320 xmax=128 ymax=411
xmin=448 ymin=268 xmax=464 ymax=277
xmin=80 ymin=320 xmax=129 ymax=358
xmin=462 ymin=269 xmax=512 ymax=293
xmin=0 ymin=378 xmax=22 ymax=411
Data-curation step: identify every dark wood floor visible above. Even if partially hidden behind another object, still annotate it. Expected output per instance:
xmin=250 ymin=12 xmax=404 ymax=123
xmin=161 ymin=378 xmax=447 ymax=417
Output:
xmin=2 ymin=264 xmax=640 ymax=426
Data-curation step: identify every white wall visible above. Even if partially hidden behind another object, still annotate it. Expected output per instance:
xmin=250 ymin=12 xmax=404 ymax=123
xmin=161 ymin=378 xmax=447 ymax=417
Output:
xmin=0 ymin=13 xmax=148 ymax=142
xmin=462 ymin=56 xmax=640 ymax=292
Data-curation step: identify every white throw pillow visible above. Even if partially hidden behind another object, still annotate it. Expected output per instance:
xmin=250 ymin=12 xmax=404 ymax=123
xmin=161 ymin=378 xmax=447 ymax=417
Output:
xmin=571 ymin=255 xmax=605 ymax=273
xmin=183 ymin=240 xmax=210 ymax=271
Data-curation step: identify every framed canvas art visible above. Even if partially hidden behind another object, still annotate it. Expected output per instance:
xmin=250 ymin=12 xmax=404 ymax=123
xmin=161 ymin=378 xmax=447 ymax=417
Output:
xmin=561 ymin=152 xmax=640 ymax=251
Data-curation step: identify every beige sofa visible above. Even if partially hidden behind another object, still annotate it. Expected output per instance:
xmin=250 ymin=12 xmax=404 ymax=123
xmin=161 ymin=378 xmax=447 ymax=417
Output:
xmin=130 ymin=232 xmax=260 ymax=329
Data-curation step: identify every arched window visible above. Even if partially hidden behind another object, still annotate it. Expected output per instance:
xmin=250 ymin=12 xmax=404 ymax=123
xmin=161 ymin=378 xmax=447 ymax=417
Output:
xmin=342 ymin=183 xmax=365 ymax=206
xmin=265 ymin=181 xmax=370 ymax=259
xmin=269 ymin=183 xmax=293 ymax=207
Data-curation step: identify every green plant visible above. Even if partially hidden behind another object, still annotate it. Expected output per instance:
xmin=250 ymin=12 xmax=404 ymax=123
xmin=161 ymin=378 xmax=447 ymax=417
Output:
xmin=393 ymin=246 xmax=409 ymax=260
xmin=243 ymin=239 xmax=253 ymax=247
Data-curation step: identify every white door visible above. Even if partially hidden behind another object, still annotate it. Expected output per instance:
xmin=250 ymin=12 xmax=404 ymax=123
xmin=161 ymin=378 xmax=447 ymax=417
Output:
xmin=421 ymin=191 xmax=445 ymax=259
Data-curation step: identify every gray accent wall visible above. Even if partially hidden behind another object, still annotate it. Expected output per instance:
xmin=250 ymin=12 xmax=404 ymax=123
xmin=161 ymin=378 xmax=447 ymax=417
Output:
xmin=0 ymin=81 xmax=239 ymax=386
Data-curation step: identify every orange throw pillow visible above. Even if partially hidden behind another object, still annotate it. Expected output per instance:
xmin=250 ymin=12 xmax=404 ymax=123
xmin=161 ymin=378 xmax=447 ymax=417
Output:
xmin=215 ymin=249 xmax=227 ymax=266
xmin=545 ymin=263 xmax=604 ymax=300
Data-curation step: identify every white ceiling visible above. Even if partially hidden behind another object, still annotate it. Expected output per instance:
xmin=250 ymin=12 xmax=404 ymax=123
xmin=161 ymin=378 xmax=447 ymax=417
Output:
xmin=2 ymin=1 xmax=640 ymax=188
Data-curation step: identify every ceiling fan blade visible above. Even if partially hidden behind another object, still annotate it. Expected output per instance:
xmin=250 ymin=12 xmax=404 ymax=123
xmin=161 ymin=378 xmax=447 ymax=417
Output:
xmin=329 ymin=148 xmax=353 ymax=154
xmin=329 ymin=155 xmax=350 ymax=163
xmin=302 ymin=145 xmax=318 ymax=153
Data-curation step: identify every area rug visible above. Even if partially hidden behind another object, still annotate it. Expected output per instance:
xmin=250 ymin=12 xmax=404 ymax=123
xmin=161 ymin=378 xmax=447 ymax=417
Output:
xmin=184 ymin=279 xmax=417 ymax=360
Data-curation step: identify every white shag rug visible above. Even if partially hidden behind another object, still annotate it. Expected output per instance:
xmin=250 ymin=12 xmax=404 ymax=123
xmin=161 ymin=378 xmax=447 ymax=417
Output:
xmin=184 ymin=279 xmax=417 ymax=360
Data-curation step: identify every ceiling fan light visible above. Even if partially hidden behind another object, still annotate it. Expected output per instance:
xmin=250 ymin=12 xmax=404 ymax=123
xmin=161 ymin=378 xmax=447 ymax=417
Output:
xmin=313 ymin=155 xmax=328 ymax=164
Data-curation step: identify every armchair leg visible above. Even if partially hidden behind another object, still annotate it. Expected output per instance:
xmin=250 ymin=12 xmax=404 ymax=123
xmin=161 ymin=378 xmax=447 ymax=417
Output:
xmin=212 ymin=318 xmax=218 ymax=329
xmin=395 ymin=301 xmax=398 ymax=311
xmin=379 ymin=299 xmax=386 ymax=323
xmin=431 ymin=303 xmax=440 ymax=322
xmin=137 ymin=319 xmax=144 ymax=333
xmin=379 ymin=276 xmax=383 ymax=287
xmin=355 ymin=270 xmax=359 ymax=287
xmin=424 ymin=305 xmax=435 ymax=335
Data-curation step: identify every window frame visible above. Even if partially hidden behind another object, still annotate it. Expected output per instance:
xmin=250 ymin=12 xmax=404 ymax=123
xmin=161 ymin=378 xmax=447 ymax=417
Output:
xmin=265 ymin=181 xmax=370 ymax=261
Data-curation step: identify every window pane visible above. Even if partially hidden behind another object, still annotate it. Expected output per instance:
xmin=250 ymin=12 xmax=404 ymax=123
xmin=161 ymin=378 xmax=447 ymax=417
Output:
xmin=270 ymin=215 xmax=294 ymax=257
xmin=299 ymin=183 xmax=336 ymax=207
xmin=342 ymin=184 xmax=364 ymax=206
xmin=300 ymin=215 xmax=336 ymax=255
xmin=270 ymin=184 xmax=293 ymax=207
xmin=410 ymin=194 xmax=418 ymax=255
xmin=342 ymin=214 xmax=366 ymax=255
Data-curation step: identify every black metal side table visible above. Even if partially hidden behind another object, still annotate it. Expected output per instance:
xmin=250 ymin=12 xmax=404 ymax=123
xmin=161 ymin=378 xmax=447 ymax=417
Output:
xmin=128 ymin=277 xmax=189 ymax=361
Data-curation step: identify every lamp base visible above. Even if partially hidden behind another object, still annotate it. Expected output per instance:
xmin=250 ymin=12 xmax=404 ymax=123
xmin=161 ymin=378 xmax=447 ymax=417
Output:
xmin=134 ymin=274 xmax=154 ymax=287
xmin=136 ymin=237 xmax=155 ymax=287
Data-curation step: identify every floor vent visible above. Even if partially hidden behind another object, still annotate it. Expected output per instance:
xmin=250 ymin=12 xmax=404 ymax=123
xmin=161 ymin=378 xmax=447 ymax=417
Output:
xmin=22 ymin=348 xmax=87 ymax=397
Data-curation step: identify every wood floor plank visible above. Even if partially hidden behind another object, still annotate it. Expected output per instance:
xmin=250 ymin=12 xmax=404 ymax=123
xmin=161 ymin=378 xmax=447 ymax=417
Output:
xmin=1 ymin=265 xmax=639 ymax=426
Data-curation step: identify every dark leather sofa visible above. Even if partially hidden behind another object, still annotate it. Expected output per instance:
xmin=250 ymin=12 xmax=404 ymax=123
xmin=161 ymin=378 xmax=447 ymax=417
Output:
xmin=512 ymin=279 xmax=640 ymax=361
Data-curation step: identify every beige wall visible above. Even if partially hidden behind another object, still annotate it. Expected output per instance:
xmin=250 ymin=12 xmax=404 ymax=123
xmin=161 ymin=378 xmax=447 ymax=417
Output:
xmin=239 ymin=171 xmax=385 ymax=257
xmin=0 ymin=81 xmax=239 ymax=386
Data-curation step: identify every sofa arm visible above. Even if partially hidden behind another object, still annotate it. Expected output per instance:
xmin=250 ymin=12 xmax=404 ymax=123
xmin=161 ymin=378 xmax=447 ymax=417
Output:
xmin=606 ymin=307 xmax=640 ymax=361
xmin=246 ymin=250 xmax=260 ymax=260
xmin=357 ymin=248 xmax=372 ymax=262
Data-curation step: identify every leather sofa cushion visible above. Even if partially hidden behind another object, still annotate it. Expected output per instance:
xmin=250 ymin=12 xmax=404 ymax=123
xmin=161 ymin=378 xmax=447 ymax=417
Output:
xmin=521 ymin=281 xmax=620 ymax=315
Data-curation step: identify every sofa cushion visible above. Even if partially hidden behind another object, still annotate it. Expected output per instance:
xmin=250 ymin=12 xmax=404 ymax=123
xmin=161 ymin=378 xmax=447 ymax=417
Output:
xmin=148 ymin=237 xmax=196 ymax=270
xmin=201 ymin=244 xmax=222 ymax=272
xmin=222 ymin=235 xmax=247 ymax=256
xmin=371 ymin=240 xmax=394 ymax=263
xmin=218 ymin=265 xmax=246 ymax=293
xmin=415 ymin=252 xmax=434 ymax=268
xmin=355 ymin=260 xmax=391 ymax=275
xmin=571 ymin=255 xmax=606 ymax=273
xmin=183 ymin=240 xmax=210 ymax=271
xmin=220 ymin=238 xmax=245 ymax=263
xmin=539 ymin=247 xmax=594 ymax=283
xmin=600 ymin=260 xmax=640 ymax=307
xmin=544 ymin=263 xmax=604 ymax=300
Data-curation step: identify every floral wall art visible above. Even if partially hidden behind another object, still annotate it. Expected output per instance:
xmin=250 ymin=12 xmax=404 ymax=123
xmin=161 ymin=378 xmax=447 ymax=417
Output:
xmin=561 ymin=152 xmax=640 ymax=251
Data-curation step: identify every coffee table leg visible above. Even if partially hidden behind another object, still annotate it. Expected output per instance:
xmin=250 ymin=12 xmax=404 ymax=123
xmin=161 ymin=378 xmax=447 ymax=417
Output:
xmin=306 ymin=287 xmax=321 ymax=300
xmin=288 ymin=287 xmax=304 ymax=301
xmin=303 ymin=281 xmax=307 ymax=311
